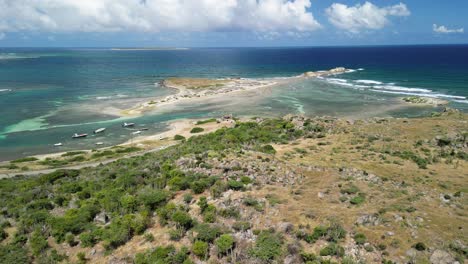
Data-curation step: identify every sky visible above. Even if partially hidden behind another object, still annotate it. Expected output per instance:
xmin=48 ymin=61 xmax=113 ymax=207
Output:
xmin=0 ymin=0 xmax=467 ymax=47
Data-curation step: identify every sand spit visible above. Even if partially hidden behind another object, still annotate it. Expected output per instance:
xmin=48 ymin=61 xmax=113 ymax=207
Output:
xmin=117 ymin=67 xmax=351 ymax=117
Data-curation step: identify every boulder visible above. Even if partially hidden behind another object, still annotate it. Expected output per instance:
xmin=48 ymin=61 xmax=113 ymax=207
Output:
xmin=430 ymin=250 xmax=456 ymax=264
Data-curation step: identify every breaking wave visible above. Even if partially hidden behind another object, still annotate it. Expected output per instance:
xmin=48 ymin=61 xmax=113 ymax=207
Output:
xmin=320 ymin=76 xmax=467 ymax=103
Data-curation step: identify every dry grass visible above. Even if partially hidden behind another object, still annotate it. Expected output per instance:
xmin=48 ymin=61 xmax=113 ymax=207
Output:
xmin=164 ymin=78 xmax=228 ymax=90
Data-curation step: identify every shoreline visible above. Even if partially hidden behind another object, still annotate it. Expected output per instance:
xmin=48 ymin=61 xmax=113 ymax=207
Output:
xmin=0 ymin=117 xmax=237 ymax=177
xmin=0 ymin=67 xmax=450 ymax=167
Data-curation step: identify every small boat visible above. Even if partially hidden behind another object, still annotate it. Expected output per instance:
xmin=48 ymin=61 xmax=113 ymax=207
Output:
xmin=141 ymin=128 xmax=149 ymax=131
xmin=94 ymin=128 xmax=106 ymax=134
xmin=54 ymin=143 xmax=63 ymax=147
xmin=122 ymin=122 xmax=135 ymax=127
xmin=95 ymin=142 xmax=104 ymax=145
xmin=72 ymin=133 xmax=88 ymax=139
xmin=132 ymin=130 xmax=142 ymax=135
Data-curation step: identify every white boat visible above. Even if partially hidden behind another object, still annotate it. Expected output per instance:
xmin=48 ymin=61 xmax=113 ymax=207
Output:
xmin=122 ymin=122 xmax=135 ymax=127
xmin=54 ymin=143 xmax=63 ymax=147
xmin=94 ymin=128 xmax=106 ymax=134
xmin=72 ymin=133 xmax=88 ymax=139
xmin=132 ymin=130 xmax=142 ymax=135
xmin=95 ymin=142 xmax=104 ymax=145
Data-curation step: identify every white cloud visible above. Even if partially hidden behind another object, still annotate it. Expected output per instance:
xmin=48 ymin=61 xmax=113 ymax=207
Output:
xmin=0 ymin=0 xmax=321 ymax=34
xmin=433 ymin=24 xmax=464 ymax=34
xmin=325 ymin=2 xmax=410 ymax=33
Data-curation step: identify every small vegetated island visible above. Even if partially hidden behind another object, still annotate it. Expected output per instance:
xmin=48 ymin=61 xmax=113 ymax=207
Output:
xmin=0 ymin=106 xmax=466 ymax=264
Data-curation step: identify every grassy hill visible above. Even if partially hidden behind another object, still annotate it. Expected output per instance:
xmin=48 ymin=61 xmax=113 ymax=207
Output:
xmin=0 ymin=110 xmax=466 ymax=263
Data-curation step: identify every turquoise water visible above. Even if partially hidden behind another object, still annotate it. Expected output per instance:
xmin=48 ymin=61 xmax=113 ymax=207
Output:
xmin=0 ymin=46 xmax=467 ymax=160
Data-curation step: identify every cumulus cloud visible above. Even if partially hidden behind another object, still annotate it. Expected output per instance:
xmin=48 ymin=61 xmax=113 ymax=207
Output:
xmin=325 ymin=2 xmax=410 ymax=33
xmin=0 ymin=0 xmax=321 ymax=35
xmin=433 ymin=24 xmax=464 ymax=34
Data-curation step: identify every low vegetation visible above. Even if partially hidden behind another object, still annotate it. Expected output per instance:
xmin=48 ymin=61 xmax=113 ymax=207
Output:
xmin=0 ymin=110 xmax=466 ymax=263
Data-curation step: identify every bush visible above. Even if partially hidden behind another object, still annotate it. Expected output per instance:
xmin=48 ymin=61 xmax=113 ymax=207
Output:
xmin=174 ymin=134 xmax=186 ymax=141
xmin=30 ymin=230 xmax=49 ymax=256
xmin=197 ymin=197 xmax=209 ymax=213
xmin=190 ymin=127 xmax=204 ymax=134
xmin=11 ymin=157 xmax=38 ymax=163
xmin=183 ymin=193 xmax=193 ymax=204
xmin=216 ymin=234 xmax=235 ymax=255
xmin=65 ymin=233 xmax=78 ymax=247
xmin=196 ymin=118 xmax=216 ymax=125
xmin=192 ymin=241 xmax=209 ymax=259
xmin=168 ymin=229 xmax=184 ymax=241
xmin=137 ymin=189 xmax=170 ymax=210
xmin=227 ymin=180 xmax=244 ymax=190
xmin=340 ymin=184 xmax=360 ymax=194
xmin=413 ymin=242 xmax=427 ymax=251
xmin=0 ymin=244 xmax=30 ymax=263
xmin=319 ymin=243 xmax=344 ymax=257
xmin=79 ymin=232 xmax=98 ymax=248
xmin=144 ymin=233 xmax=154 ymax=242
xmin=0 ymin=229 xmax=6 ymax=241
xmin=171 ymin=210 xmax=193 ymax=230
xmin=354 ymin=233 xmax=366 ymax=245
xmin=350 ymin=193 xmax=366 ymax=205
xmin=233 ymin=221 xmax=251 ymax=231
xmin=258 ymin=144 xmax=276 ymax=154
xmin=249 ymin=230 xmax=283 ymax=261
xmin=195 ymin=223 xmax=223 ymax=242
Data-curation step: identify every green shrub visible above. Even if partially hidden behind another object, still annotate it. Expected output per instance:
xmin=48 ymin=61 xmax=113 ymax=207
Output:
xmin=11 ymin=157 xmax=38 ymax=163
xmin=192 ymin=241 xmax=209 ymax=259
xmin=174 ymin=134 xmax=186 ymax=141
xmin=240 ymin=176 xmax=252 ymax=184
xmin=196 ymin=118 xmax=216 ymax=125
xmin=413 ymin=242 xmax=427 ymax=251
xmin=79 ymin=232 xmax=98 ymax=248
xmin=0 ymin=244 xmax=30 ymax=263
xmin=137 ymin=189 xmax=170 ymax=210
xmin=144 ymin=233 xmax=154 ymax=242
xmin=183 ymin=193 xmax=193 ymax=204
xmin=219 ymin=207 xmax=240 ymax=219
xmin=215 ymin=234 xmax=235 ymax=255
xmin=233 ymin=221 xmax=251 ymax=231
xmin=62 ymin=151 xmax=86 ymax=157
xmin=195 ymin=223 xmax=223 ymax=242
xmin=171 ymin=210 xmax=193 ymax=230
xmin=319 ymin=243 xmax=344 ymax=257
xmin=249 ymin=230 xmax=283 ymax=261
xmin=350 ymin=193 xmax=366 ymax=205
xmin=258 ymin=144 xmax=276 ymax=154
xmin=228 ymin=180 xmax=244 ymax=190
xmin=65 ymin=233 xmax=78 ymax=247
xmin=197 ymin=197 xmax=208 ymax=213
xmin=190 ymin=127 xmax=204 ymax=133
xmin=30 ymin=230 xmax=49 ymax=256
xmin=340 ymin=184 xmax=360 ymax=194
xmin=168 ymin=229 xmax=184 ymax=241
xmin=0 ymin=229 xmax=7 ymax=241
xmin=354 ymin=233 xmax=366 ymax=245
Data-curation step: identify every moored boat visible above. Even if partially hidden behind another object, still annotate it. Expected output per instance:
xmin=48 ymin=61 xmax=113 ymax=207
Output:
xmin=132 ymin=130 xmax=142 ymax=135
xmin=122 ymin=122 xmax=135 ymax=127
xmin=94 ymin=128 xmax=106 ymax=134
xmin=72 ymin=133 xmax=88 ymax=139
xmin=54 ymin=143 xmax=63 ymax=146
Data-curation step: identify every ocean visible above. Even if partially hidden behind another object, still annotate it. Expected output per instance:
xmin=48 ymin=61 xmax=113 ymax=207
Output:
xmin=0 ymin=45 xmax=467 ymax=160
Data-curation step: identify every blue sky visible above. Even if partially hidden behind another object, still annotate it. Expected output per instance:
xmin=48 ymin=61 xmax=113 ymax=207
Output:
xmin=0 ymin=0 xmax=466 ymax=47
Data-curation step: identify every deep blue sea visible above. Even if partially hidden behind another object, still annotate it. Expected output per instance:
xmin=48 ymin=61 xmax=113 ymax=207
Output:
xmin=1 ymin=45 xmax=467 ymax=160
